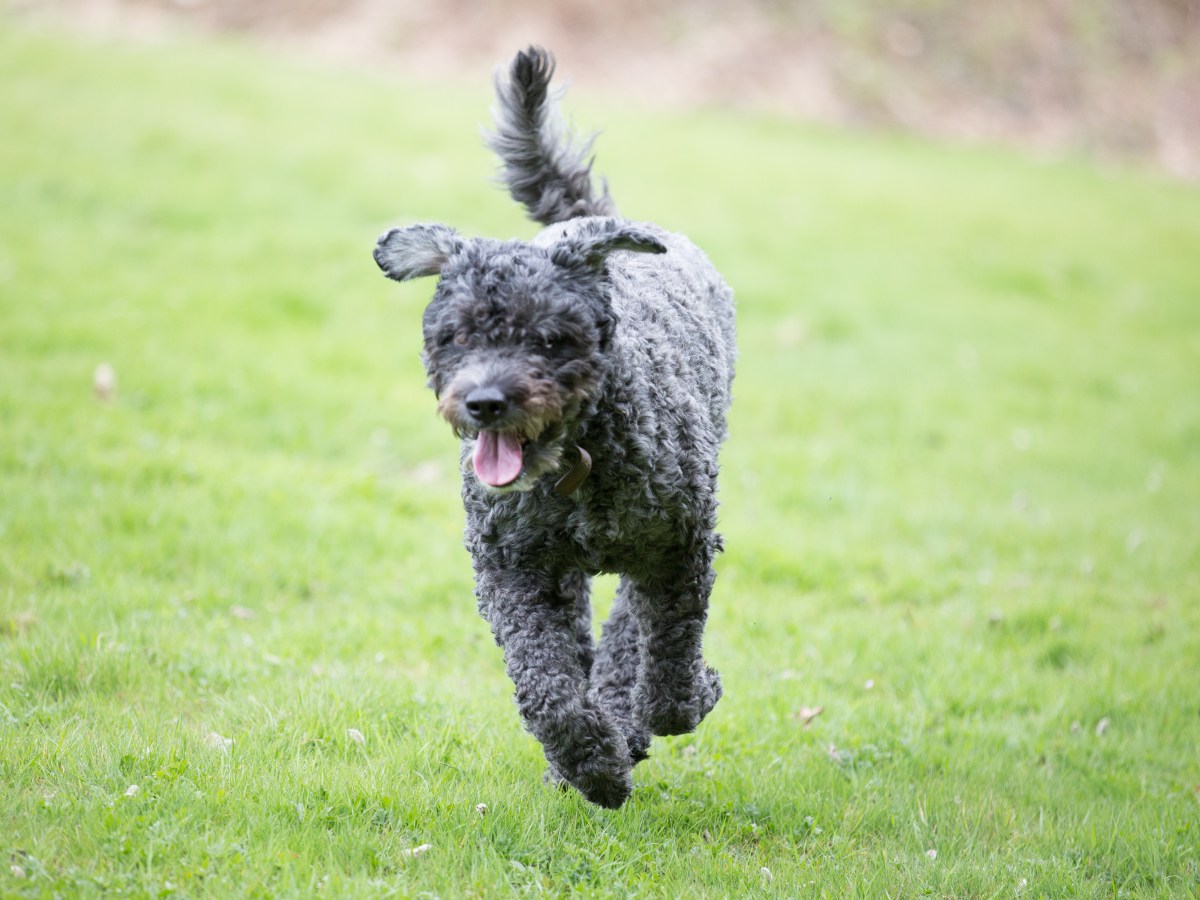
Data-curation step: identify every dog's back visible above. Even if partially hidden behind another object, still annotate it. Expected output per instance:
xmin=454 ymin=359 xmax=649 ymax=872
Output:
xmin=534 ymin=220 xmax=736 ymax=443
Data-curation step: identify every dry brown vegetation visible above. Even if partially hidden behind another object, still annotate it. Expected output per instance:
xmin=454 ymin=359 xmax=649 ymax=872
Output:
xmin=10 ymin=0 xmax=1200 ymax=175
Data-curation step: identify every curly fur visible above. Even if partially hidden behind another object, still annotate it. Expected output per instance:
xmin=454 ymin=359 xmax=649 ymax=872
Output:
xmin=373 ymin=46 xmax=735 ymax=808
xmin=485 ymin=47 xmax=618 ymax=226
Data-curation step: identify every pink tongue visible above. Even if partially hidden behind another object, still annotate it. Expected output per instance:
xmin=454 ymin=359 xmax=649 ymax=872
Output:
xmin=473 ymin=431 xmax=524 ymax=486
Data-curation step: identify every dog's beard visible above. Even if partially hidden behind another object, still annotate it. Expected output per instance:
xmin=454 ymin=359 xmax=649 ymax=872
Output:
xmin=437 ymin=370 xmax=586 ymax=493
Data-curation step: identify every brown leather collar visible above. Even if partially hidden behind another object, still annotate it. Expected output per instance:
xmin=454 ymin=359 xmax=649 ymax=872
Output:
xmin=553 ymin=445 xmax=592 ymax=497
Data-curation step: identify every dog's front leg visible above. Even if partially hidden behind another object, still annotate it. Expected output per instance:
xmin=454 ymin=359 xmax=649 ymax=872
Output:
xmin=475 ymin=567 xmax=633 ymax=808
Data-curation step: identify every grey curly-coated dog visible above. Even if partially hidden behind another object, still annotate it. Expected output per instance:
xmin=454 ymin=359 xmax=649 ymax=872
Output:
xmin=373 ymin=47 xmax=735 ymax=808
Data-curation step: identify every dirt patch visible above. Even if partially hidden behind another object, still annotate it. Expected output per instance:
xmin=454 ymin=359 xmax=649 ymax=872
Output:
xmin=11 ymin=0 xmax=1200 ymax=178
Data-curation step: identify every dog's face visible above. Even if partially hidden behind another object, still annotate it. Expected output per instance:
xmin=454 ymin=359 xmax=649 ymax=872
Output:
xmin=374 ymin=220 xmax=665 ymax=492
xmin=422 ymin=242 xmax=610 ymax=492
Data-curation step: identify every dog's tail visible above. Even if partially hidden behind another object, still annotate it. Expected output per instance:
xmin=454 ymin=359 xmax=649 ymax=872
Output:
xmin=486 ymin=46 xmax=618 ymax=226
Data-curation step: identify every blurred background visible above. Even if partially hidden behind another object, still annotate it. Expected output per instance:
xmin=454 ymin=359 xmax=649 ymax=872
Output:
xmin=9 ymin=0 xmax=1200 ymax=179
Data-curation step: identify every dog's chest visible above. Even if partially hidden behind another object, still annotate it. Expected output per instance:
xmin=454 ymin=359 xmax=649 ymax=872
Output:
xmin=465 ymin=480 xmax=684 ymax=577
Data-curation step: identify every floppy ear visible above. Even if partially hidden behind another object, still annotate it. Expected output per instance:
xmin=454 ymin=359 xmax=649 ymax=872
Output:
xmin=549 ymin=221 xmax=667 ymax=272
xmin=373 ymin=224 xmax=463 ymax=282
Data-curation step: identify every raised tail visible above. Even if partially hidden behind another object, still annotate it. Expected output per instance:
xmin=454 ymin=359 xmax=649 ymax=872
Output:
xmin=485 ymin=46 xmax=618 ymax=226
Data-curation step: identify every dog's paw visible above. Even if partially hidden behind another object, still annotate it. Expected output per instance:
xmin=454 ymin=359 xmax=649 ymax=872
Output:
xmin=624 ymin=726 xmax=652 ymax=765
xmin=638 ymin=663 xmax=723 ymax=736
xmin=546 ymin=751 xmax=633 ymax=808
xmin=546 ymin=718 xmax=635 ymax=808
xmin=570 ymin=765 xmax=633 ymax=809
xmin=705 ymin=664 xmax=724 ymax=706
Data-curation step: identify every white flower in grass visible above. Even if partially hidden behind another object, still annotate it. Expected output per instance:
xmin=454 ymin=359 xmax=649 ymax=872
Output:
xmin=925 ymin=848 xmax=937 ymax=860
xmin=347 ymin=728 xmax=365 ymax=746
xmin=93 ymin=362 xmax=117 ymax=401
xmin=401 ymin=843 xmax=432 ymax=858
xmin=205 ymin=731 xmax=233 ymax=752
xmin=124 ymin=784 xmax=140 ymax=798
xmin=475 ymin=803 xmax=488 ymax=817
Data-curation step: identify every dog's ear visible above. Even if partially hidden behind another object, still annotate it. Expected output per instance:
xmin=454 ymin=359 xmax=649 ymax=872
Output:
xmin=374 ymin=224 xmax=463 ymax=282
xmin=549 ymin=221 xmax=667 ymax=272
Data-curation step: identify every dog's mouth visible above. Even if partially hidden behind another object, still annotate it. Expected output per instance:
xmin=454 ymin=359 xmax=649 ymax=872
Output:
xmin=472 ymin=430 xmax=527 ymax=487
xmin=447 ymin=387 xmax=583 ymax=492
xmin=466 ymin=418 xmax=573 ymax=493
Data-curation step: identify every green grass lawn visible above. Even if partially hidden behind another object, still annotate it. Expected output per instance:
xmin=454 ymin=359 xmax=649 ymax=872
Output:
xmin=2 ymin=20 xmax=1199 ymax=899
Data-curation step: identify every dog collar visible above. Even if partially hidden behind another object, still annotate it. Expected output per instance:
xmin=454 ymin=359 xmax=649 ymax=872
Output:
xmin=554 ymin=445 xmax=592 ymax=497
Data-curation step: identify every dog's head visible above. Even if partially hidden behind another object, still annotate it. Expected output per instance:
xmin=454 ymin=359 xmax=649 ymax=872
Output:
xmin=374 ymin=219 xmax=665 ymax=492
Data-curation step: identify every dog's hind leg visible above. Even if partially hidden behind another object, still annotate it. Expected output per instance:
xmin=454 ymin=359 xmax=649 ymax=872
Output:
xmin=476 ymin=567 xmax=633 ymax=808
xmin=628 ymin=554 xmax=724 ymax=738
xmin=588 ymin=578 xmax=652 ymax=764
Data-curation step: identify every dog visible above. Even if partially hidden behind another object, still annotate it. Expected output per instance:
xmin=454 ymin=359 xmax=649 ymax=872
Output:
xmin=373 ymin=47 xmax=735 ymax=808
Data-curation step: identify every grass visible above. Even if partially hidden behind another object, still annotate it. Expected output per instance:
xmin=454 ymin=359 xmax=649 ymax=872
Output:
xmin=2 ymin=19 xmax=1199 ymax=899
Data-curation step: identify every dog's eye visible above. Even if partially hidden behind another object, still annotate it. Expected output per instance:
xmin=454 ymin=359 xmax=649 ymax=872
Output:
xmin=542 ymin=335 xmax=568 ymax=353
xmin=453 ymin=331 xmax=469 ymax=347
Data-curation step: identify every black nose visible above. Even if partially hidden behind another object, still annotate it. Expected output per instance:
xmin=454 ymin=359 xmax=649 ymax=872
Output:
xmin=464 ymin=386 xmax=510 ymax=425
